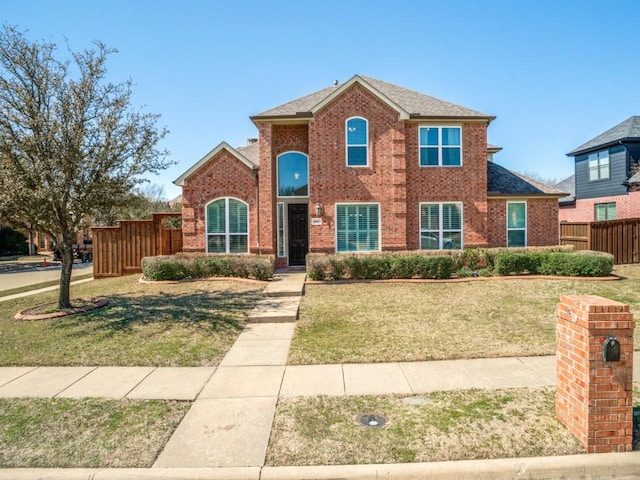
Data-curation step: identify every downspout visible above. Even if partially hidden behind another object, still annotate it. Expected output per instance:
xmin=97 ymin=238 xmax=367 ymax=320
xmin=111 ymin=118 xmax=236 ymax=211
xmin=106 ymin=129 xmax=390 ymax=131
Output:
xmin=255 ymin=169 xmax=261 ymax=254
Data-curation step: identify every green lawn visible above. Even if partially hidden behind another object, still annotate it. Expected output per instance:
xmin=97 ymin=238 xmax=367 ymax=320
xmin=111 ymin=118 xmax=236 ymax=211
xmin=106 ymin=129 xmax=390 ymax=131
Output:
xmin=289 ymin=264 xmax=640 ymax=364
xmin=0 ymin=275 xmax=263 ymax=366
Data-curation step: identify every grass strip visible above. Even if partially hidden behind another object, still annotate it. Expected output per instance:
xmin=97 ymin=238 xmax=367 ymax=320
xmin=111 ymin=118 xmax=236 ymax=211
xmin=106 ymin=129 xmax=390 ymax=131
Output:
xmin=0 ymin=398 xmax=190 ymax=468
xmin=267 ymin=387 xmax=584 ymax=466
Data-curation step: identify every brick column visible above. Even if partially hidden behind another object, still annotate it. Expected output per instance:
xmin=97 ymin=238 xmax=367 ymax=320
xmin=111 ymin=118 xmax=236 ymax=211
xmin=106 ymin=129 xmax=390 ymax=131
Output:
xmin=556 ymin=295 xmax=635 ymax=453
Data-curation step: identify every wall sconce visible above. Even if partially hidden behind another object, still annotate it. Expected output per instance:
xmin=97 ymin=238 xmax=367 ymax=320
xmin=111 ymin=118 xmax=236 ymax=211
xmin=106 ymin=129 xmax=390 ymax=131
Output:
xmin=314 ymin=203 xmax=323 ymax=216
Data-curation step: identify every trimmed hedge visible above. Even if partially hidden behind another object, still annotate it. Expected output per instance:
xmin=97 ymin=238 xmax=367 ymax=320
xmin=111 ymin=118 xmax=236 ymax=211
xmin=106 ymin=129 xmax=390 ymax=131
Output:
xmin=493 ymin=250 xmax=614 ymax=277
xmin=141 ymin=253 xmax=275 ymax=281
xmin=307 ymin=253 xmax=453 ymax=280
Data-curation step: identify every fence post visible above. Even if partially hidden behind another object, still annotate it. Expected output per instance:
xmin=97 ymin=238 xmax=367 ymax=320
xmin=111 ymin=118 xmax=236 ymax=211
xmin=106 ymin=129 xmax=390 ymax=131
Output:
xmin=556 ymin=295 xmax=635 ymax=453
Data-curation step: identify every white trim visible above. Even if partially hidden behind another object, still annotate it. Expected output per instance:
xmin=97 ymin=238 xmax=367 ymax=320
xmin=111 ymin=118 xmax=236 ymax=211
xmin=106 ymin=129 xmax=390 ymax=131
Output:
xmin=277 ymin=202 xmax=286 ymax=257
xmin=419 ymin=202 xmax=464 ymax=250
xmin=345 ymin=116 xmax=369 ymax=167
xmin=205 ymin=197 xmax=250 ymax=254
xmin=334 ymin=202 xmax=381 ymax=253
xmin=174 ymin=142 xmax=256 ymax=186
xmin=418 ymin=125 xmax=463 ymax=167
xmin=506 ymin=201 xmax=527 ymax=247
xmin=276 ymin=151 xmax=309 ymax=199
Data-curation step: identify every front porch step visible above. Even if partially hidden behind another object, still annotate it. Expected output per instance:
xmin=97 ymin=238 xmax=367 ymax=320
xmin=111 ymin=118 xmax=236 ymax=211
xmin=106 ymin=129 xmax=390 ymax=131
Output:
xmin=262 ymin=273 xmax=306 ymax=298
xmin=247 ymin=296 xmax=300 ymax=323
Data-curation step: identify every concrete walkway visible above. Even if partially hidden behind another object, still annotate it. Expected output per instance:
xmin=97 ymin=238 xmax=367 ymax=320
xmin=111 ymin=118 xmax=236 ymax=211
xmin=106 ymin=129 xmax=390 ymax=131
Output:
xmin=2 ymin=271 xmax=640 ymax=478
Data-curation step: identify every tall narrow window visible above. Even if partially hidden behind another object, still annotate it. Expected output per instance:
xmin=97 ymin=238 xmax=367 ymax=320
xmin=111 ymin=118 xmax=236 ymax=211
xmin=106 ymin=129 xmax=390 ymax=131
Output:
xmin=346 ymin=117 xmax=368 ymax=167
xmin=336 ymin=204 xmax=379 ymax=252
xmin=587 ymin=150 xmax=610 ymax=181
xmin=277 ymin=202 xmax=285 ymax=257
xmin=206 ymin=198 xmax=248 ymax=253
xmin=278 ymin=152 xmax=308 ymax=197
xmin=507 ymin=201 xmax=526 ymax=247
xmin=419 ymin=126 xmax=462 ymax=166
xmin=420 ymin=202 xmax=463 ymax=249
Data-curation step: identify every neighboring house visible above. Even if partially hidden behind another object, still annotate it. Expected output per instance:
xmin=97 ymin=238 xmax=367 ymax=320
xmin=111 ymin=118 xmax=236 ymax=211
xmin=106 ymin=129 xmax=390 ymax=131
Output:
xmin=559 ymin=116 xmax=640 ymax=222
xmin=175 ymin=75 xmax=565 ymax=268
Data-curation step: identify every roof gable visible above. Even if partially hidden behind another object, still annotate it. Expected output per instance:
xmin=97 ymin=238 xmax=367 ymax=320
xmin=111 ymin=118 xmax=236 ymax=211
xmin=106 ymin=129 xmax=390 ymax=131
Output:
xmin=252 ymin=74 xmax=494 ymax=122
xmin=174 ymin=141 xmax=257 ymax=186
xmin=568 ymin=116 xmax=640 ymax=156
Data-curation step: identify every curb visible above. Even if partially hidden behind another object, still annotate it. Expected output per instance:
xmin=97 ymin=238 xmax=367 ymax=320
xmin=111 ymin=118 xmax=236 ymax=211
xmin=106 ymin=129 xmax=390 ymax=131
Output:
xmin=2 ymin=451 xmax=640 ymax=479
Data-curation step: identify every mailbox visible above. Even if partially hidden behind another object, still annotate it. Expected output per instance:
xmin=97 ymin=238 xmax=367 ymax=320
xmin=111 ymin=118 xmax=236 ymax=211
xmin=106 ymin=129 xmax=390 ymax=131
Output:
xmin=602 ymin=336 xmax=621 ymax=363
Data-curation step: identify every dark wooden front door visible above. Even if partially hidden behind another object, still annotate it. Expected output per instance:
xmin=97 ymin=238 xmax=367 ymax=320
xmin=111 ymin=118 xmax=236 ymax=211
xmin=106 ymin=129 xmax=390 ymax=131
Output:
xmin=288 ymin=204 xmax=308 ymax=266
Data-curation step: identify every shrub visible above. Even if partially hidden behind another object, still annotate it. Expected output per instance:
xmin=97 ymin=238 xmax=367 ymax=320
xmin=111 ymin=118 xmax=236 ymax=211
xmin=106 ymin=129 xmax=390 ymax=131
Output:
xmin=0 ymin=227 xmax=29 ymax=256
xmin=493 ymin=250 xmax=613 ymax=277
xmin=141 ymin=254 xmax=275 ymax=281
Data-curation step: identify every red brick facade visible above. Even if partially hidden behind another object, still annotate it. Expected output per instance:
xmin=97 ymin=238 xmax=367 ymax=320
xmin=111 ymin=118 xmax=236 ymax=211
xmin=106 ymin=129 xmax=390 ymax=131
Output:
xmin=559 ymin=191 xmax=640 ymax=222
xmin=177 ymin=78 xmax=562 ymax=266
xmin=556 ymin=295 xmax=635 ymax=453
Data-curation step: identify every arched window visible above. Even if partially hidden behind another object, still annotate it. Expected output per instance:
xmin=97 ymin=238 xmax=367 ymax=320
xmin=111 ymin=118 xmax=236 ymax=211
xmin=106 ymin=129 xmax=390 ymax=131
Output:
xmin=346 ymin=117 xmax=368 ymax=166
xmin=206 ymin=198 xmax=248 ymax=253
xmin=277 ymin=152 xmax=308 ymax=197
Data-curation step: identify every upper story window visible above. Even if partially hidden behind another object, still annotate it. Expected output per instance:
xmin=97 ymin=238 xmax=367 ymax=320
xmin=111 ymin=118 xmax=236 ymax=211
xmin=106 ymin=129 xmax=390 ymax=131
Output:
xmin=278 ymin=152 xmax=308 ymax=197
xmin=346 ymin=117 xmax=368 ymax=167
xmin=206 ymin=198 xmax=248 ymax=254
xmin=588 ymin=150 xmax=609 ymax=181
xmin=419 ymin=126 xmax=462 ymax=167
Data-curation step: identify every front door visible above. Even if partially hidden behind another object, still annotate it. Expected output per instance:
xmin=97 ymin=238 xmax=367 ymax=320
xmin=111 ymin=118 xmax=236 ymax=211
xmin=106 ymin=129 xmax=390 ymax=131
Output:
xmin=288 ymin=204 xmax=308 ymax=266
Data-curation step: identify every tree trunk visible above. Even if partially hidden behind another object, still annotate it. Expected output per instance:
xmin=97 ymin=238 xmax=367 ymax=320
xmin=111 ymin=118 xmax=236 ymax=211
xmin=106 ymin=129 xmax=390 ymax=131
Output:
xmin=58 ymin=238 xmax=74 ymax=309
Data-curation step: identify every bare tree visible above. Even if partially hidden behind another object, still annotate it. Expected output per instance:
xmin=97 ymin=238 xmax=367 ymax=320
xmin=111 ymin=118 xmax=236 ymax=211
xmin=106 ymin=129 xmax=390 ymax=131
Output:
xmin=0 ymin=26 xmax=171 ymax=308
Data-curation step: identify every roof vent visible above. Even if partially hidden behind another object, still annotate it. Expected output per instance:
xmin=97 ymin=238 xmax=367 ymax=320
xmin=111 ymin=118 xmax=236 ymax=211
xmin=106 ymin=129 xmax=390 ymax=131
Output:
xmin=246 ymin=138 xmax=258 ymax=145
xmin=333 ymin=80 xmax=339 ymax=86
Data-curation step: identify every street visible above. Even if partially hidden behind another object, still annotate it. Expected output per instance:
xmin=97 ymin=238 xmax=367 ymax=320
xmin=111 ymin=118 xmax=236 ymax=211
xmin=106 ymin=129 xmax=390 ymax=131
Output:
xmin=0 ymin=262 xmax=93 ymax=292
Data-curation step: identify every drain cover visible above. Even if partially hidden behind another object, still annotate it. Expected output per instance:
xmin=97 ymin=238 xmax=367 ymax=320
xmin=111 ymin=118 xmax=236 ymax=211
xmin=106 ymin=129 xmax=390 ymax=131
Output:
xmin=358 ymin=414 xmax=386 ymax=427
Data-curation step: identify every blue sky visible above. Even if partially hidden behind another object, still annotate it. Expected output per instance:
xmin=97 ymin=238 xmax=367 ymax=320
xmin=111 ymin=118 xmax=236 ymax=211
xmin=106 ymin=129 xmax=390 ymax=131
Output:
xmin=5 ymin=0 xmax=640 ymax=199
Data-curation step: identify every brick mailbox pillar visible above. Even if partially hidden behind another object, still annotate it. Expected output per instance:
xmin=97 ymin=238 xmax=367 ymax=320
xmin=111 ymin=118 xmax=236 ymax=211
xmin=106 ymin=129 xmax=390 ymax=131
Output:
xmin=556 ymin=295 xmax=635 ymax=453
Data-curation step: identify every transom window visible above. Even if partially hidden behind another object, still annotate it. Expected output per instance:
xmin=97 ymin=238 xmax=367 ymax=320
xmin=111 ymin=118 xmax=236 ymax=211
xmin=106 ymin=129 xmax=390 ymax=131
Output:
xmin=595 ymin=202 xmax=616 ymax=221
xmin=507 ymin=201 xmax=527 ymax=247
xmin=419 ymin=126 xmax=462 ymax=166
xmin=420 ymin=203 xmax=462 ymax=250
xmin=206 ymin=198 xmax=248 ymax=253
xmin=278 ymin=152 xmax=308 ymax=197
xmin=588 ymin=150 xmax=610 ymax=181
xmin=346 ymin=117 xmax=368 ymax=167
xmin=336 ymin=203 xmax=379 ymax=252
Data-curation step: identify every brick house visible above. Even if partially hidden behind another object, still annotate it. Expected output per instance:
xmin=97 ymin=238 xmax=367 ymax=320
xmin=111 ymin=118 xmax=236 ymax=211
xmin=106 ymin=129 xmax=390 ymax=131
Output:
xmin=175 ymin=75 xmax=565 ymax=268
xmin=558 ymin=116 xmax=640 ymax=222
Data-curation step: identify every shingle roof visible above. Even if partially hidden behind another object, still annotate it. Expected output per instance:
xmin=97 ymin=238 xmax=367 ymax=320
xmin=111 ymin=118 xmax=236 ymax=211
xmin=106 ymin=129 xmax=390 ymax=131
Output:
xmin=555 ymin=175 xmax=575 ymax=203
xmin=568 ymin=116 xmax=640 ymax=156
xmin=236 ymin=141 xmax=260 ymax=167
xmin=487 ymin=162 xmax=568 ymax=196
xmin=253 ymin=75 xmax=493 ymax=120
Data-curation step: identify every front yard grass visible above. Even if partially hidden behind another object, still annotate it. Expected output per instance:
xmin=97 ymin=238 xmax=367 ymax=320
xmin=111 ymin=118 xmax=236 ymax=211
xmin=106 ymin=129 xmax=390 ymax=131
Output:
xmin=290 ymin=265 xmax=640 ymax=364
xmin=0 ymin=398 xmax=190 ymax=467
xmin=267 ymin=386 xmax=586 ymax=466
xmin=0 ymin=275 xmax=263 ymax=366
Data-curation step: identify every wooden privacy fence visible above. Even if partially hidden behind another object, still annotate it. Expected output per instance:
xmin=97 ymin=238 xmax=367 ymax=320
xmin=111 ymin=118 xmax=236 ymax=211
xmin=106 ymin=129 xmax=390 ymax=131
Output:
xmin=560 ymin=218 xmax=640 ymax=264
xmin=91 ymin=213 xmax=182 ymax=278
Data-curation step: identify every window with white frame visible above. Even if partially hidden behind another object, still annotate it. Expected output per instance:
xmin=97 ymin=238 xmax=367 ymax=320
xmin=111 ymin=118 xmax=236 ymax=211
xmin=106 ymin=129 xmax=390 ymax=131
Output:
xmin=507 ymin=201 xmax=526 ymax=247
xmin=336 ymin=203 xmax=379 ymax=252
xmin=595 ymin=202 xmax=616 ymax=221
xmin=587 ymin=150 xmax=610 ymax=181
xmin=346 ymin=117 xmax=368 ymax=167
xmin=206 ymin=198 xmax=248 ymax=253
xmin=419 ymin=126 xmax=462 ymax=166
xmin=420 ymin=202 xmax=463 ymax=250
